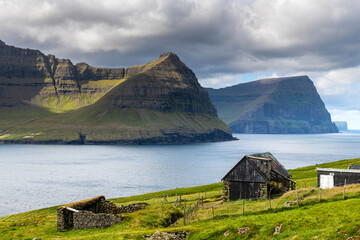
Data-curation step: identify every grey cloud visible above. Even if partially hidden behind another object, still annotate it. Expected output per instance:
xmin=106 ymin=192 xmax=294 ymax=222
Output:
xmin=1 ymin=0 xmax=360 ymax=126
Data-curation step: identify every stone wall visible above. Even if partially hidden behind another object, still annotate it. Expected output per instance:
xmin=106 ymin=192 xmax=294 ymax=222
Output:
xmin=116 ymin=202 xmax=146 ymax=214
xmin=57 ymin=207 xmax=74 ymax=230
xmin=57 ymin=196 xmax=147 ymax=231
xmin=98 ymin=199 xmax=117 ymax=214
xmin=222 ymin=181 xmax=230 ymax=202
xmin=259 ymin=183 xmax=268 ymax=199
xmin=73 ymin=210 xmax=122 ymax=230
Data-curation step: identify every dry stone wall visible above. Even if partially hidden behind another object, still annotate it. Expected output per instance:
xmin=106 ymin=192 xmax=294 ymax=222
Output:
xmin=222 ymin=181 xmax=230 ymax=202
xmin=57 ymin=196 xmax=147 ymax=231
xmin=73 ymin=210 xmax=122 ymax=229
xmin=98 ymin=199 xmax=117 ymax=214
xmin=116 ymin=202 xmax=147 ymax=214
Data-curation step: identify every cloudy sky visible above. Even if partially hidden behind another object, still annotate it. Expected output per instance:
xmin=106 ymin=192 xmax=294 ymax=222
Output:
xmin=1 ymin=0 xmax=360 ymax=128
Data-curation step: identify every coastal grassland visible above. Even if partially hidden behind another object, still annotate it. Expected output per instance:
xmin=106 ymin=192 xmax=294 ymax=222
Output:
xmin=0 ymin=107 xmax=231 ymax=143
xmin=1 ymin=158 xmax=360 ymax=239
xmin=288 ymin=157 xmax=360 ymax=188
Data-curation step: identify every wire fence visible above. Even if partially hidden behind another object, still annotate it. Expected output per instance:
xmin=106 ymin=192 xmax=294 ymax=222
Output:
xmin=175 ymin=180 xmax=356 ymax=224
xmin=139 ymin=180 xmax=358 ymax=225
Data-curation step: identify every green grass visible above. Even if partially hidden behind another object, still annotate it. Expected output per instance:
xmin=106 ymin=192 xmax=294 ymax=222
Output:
xmin=1 ymin=159 xmax=360 ymax=239
xmin=0 ymin=107 xmax=231 ymax=142
xmin=288 ymin=157 xmax=360 ymax=188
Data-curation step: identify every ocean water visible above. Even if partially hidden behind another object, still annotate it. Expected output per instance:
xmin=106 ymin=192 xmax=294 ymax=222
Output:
xmin=1 ymin=133 xmax=360 ymax=217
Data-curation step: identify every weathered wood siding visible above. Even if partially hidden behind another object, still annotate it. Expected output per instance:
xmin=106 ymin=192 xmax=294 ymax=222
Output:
xmin=223 ymin=158 xmax=267 ymax=183
xmin=229 ymin=181 xmax=263 ymax=200
xmin=317 ymin=170 xmax=360 ymax=187
xmin=250 ymin=158 xmax=272 ymax=180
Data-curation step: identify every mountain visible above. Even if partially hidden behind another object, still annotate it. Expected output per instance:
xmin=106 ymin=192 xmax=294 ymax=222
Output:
xmin=333 ymin=121 xmax=348 ymax=132
xmin=0 ymin=40 xmax=234 ymax=144
xmin=207 ymin=76 xmax=338 ymax=134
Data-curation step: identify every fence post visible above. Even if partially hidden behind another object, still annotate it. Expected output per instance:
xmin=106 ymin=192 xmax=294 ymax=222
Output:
xmin=212 ymin=206 xmax=214 ymax=219
xmin=304 ymin=182 xmax=306 ymax=188
xmin=183 ymin=207 xmax=186 ymax=225
xmin=243 ymin=199 xmax=245 ymax=214
xmin=319 ymin=188 xmax=321 ymax=202
xmin=269 ymin=191 xmax=271 ymax=209
xmin=180 ymin=194 xmax=182 ymax=203
xmin=343 ymin=179 xmax=347 ymax=200
xmin=296 ymin=188 xmax=299 ymax=205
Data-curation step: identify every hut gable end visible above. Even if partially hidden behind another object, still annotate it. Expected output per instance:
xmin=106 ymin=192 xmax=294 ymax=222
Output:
xmin=222 ymin=157 xmax=267 ymax=183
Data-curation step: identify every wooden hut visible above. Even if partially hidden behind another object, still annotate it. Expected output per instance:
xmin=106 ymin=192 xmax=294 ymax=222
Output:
xmin=222 ymin=152 xmax=295 ymax=201
xmin=316 ymin=166 xmax=360 ymax=189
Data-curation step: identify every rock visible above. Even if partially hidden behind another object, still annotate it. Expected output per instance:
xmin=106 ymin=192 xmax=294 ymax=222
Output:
xmin=223 ymin=230 xmax=230 ymax=237
xmin=334 ymin=121 xmax=348 ymax=132
xmin=284 ymin=201 xmax=297 ymax=207
xmin=237 ymin=227 xmax=249 ymax=235
xmin=147 ymin=230 xmax=188 ymax=240
xmin=207 ymin=76 xmax=339 ymax=134
xmin=274 ymin=223 xmax=282 ymax=234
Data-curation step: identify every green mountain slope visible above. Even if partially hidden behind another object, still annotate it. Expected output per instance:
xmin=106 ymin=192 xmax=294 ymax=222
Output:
xmin=207 ymin=76 xmax=338 ymax=134
xmin=0 ymin=41 xmax=234 ymax=144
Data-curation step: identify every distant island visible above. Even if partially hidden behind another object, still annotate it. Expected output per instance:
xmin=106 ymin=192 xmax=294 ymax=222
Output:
xmin=207 ymin=76 xmax=339 ymax=134
xmin=333 ymin=121 xmax=348 ymax=132
xmin=0 ymin=40 xmax=234 ymax=144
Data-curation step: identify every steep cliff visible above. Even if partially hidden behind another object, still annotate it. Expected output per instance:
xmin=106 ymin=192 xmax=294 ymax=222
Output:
xmin=333 ymin=121 xmax=348 ymax=132
xmin=0 ymin=41 xmax=234 ymax=144
xmin=207 ymin=76 xmax=338 ymax=134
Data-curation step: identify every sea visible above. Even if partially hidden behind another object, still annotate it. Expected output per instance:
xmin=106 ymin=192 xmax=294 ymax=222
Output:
xmin=1 ymin=133 xmax=360 ymax=217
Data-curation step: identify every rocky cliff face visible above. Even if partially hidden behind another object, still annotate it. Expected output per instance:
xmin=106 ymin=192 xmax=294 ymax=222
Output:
xmin=0 ymin=41 xmax=233 ymax=144
xmin=333 ymin=121 xmax=348 ymax=132
xmin=101 ymin=52 xmax=217 ymax=114
xmin=0 ymin=41 xmax=126 ymax=110
xmin=207 ymin=76 xmax=338 ymax=134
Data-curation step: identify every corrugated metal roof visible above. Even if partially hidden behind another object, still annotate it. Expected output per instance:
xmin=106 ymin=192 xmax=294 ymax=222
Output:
xmin=222 ymin=152 xmax=292 ymax=181
xmin=248 ymin=152 xmax=291 ymax=178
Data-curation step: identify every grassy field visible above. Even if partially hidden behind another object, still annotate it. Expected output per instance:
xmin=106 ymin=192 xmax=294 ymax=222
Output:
xmin=1 ymin=158 xmax=360 ymax=239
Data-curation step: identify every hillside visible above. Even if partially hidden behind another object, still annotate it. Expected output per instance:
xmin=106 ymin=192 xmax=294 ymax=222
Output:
xmin=2 ymin=158 xmax=360 ymax=239
xmin=0 ymin=41 xmax=234 ymax=144
xmin=207 ymin=76 xmax=339 ymax=134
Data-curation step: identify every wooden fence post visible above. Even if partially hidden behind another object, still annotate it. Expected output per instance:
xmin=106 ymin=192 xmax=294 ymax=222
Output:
xmin=243 ymin=199 xmax=245 ymax=214
xmin=183 ymin=208 xmax=186 ymax=225
xmin=269 ymin=192 xmax=271 ymax=209
xmin=319 ymin=188 xmax=321 ymax=202
xmin=296 ymin=188 xmax=299 ymax=205
xmin=343 ymin=179 xmax=347 ymax=200
xmin=212 ymin=206 xmax=214 ymax=219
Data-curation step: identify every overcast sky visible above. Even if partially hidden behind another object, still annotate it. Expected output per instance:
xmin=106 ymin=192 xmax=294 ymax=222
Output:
xmin=1 ymin=0 xmax=360 ymax=128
